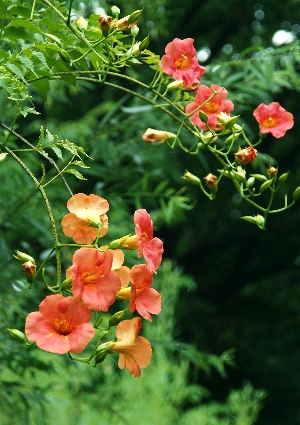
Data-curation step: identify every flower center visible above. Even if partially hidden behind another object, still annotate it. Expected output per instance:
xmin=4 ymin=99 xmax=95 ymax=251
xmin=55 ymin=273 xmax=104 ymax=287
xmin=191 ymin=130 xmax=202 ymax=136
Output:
xmin=262 ymin=117 xmax=277 ymax=128
xmin=82 ymin=270 xmax=97 ymax=285
xmin=175 ymin=54 xmax=191 ymax=70
xmin=204 ymin=102 xmax=220 ymax=113
xmin=54 ymin=319 xmax=72 ymax=335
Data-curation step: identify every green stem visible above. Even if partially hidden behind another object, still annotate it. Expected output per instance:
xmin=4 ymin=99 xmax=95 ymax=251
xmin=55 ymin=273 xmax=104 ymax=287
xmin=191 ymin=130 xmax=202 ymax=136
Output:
xmin=4 ymin=146 xmax=62 ymax=285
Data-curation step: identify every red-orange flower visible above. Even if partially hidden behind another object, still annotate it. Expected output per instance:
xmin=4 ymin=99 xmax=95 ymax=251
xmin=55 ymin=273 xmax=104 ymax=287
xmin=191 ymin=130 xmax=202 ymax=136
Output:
xmin=134 ymin=209 xmax=164 ymax=273
xmin=66 ymin=248 xmax=121 ymax=311
xmin=110 ymin=317 xmax=152 ymax=377
xmin=25 ymin=294 xmax=94 ymax=354
xmin=161 ymin=38 xmax=206 ymax=87
xmin=253 ymin=102 xmax=294 ymax=138
xmin=185 ymin=84 xmax=234 ymax=130
xmin=117 ymin=264 xmax=161 ymax=321
xmin=235 ymin=147 xmax=257 ymax=164
xmin=61 ymin=193 xmax=109 ymax=244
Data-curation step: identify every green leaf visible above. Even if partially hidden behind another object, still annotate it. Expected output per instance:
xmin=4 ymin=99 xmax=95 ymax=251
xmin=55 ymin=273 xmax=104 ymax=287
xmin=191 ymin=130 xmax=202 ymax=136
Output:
xmin=51 ymin=146 xmax=63 ymax=160
xmin=5 ymin=63 xmax=27 ymax=83
xmin=6 ymin=19 xmax=43 ymax=34
xmin=64 ymin=168 xmax=86 ymax=180
xmin=19 ymin=54 xmax=38 ymax=76
xmin=31 ymin=50 xmax=51 ymax=71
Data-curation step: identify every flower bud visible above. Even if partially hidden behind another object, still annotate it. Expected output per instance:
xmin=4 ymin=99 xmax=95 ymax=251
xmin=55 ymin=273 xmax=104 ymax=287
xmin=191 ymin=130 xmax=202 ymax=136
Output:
xmin=125 ymin=42 xmax=141 ymax=57
xmin=8 ymin=328 xmax=27 ymax=343
xmin=203 ymin=173 xmax=217 ymax=191
xmin=131 ymin=25 xmax=139 ymax=37
xmin=293 ymin=186 xmax=300 ymax=200
xmin=0 ymin=153 xmax=8 ymax=163
xmin=217 ymin=112 xmax=239 ymax=129
xmin=75 ymin=16 xmax=88 ymax=31
xmin=22 ymin=261 xmax=36 ymax=283
xmin=14 ymin=250 xmax=35 ymax=263
xmin=232 ymin=166 xmax=247 ymax=182
xmin=127 ymin=9 xmax=143 ymax=26
xmin=111 ymin=6 xmax=120 ymax=17
xmin=235 ymin=147 xmax=257 ymax=164
xmin=241 ymin=214 xmax=265 ymax=229
xmin=98 ymin=15 xmax=112 ymax=35
xmin=182 ymin=170 xmax=201 ymax=185
xmin=109 ymin=235 xmax=139 ymax=250
xmin=109 ymin=310 xmax=126 ymax=327
xmin=45 ymin=33 xmax=62 ymax=46
xmin=267 ymin=167 xmax=278 ymax=178
xmin=142 ymin=128 xmax=176 ymax=143
xmin=166 ymin=80 xmax=200 ymax=92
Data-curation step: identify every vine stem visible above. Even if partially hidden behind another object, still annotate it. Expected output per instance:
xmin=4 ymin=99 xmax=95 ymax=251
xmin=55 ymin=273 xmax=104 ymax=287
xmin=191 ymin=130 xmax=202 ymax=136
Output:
xmin=3 ymin=146 xmax=62 ymax=285
xmin=0 ymin=121 xmax=73 ymax=196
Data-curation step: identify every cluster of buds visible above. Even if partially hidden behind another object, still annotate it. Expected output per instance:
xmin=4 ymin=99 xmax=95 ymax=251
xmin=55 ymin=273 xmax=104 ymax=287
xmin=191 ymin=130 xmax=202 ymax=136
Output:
xmin=11 ymin=194 xmax=164 ymax=377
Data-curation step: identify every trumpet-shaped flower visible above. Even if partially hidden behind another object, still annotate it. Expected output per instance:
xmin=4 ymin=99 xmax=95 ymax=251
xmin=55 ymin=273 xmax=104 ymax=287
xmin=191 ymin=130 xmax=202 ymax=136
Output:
xmin=185 ymin=84 xmax=234 ymax=130
xmin=110 ymin=317 xmax=152 ymax=377
xmin=25 ymin=294 xmax=94 ymax=354
xmin=134 ymin=209 xmax=164 ymax=273
xmin=67 ymin=248 xmax=121 ymax=311
xmin=253 ymin=102 xmax=294 ymax=138
xmin=161 ymin=38 xmax=206 ymax=87
xmin=117 ymin=264 xmax=161 ymax=321
xmin=61 ymin=193 xmax=109 ymax=244
xmin=235 ymin=147 xmax=257 ymax=164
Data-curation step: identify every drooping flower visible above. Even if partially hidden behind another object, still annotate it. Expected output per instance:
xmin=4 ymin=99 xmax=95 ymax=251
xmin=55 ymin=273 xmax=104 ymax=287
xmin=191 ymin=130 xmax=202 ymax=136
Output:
xmin=161 ymin=38 xmax=206 ymax=87
xmin=235 ymin=147 xmax=257 ymax=164
xmin=110 ymin=317 xmax=152 ymax=377
xmin=253 ymin=102 xmax=294 ymax=138
xmin=117 ymin=264 xmax=161 ymax=321
xmin=66 ymin=248 xmax=121 ymax=311
xmin=25 ymin=294 xmax=94 ymax=354
xmin=185 ymin=84 xmax=234 ymax=130
xmin=142 ymin=128 xmax=176 ymax=143
xmin=203 ymin=173 xmax=218 ymax=191
xmin=134 ymin=209 xmax=164 ymax=273
xmin=61 ymin=193 xmax=109 ymax=244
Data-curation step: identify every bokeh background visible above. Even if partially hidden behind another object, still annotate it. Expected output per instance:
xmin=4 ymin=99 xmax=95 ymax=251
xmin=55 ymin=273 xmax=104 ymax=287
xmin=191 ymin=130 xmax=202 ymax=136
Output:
xmin=1 ymin=0 xmax=300 ymax=424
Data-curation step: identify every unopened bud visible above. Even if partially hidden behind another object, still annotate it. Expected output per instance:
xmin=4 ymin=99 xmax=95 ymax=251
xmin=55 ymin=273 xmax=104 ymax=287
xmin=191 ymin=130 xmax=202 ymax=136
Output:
xmin=232 ymin=166 xmax=246 ymax=182
xmin=22 ymin=261 xmax=36 ymax=283
xmin=203 ymin=173 xmax=217 ymax=191
xmin=293 ymin=186 xmax=300 ymax=200
xmin=235 ymin=147 xmax=257 ymax=164
xmin=131 ymin=25 xmax=139 ymax=37
xmin=111 ymin=6 xmax=120 ymax=17
xmin=0 ymin=153 xmax=8 ymax=163
xmin=109 ymin=235 xmax=139 ymax=250
xmin=75 ymin=16 xmax=88 ymax=31
xmin=109 ymin=310 xmax=126 ymax=327
xmin=182 ymin=170 xmax=201 ymax=185
xmin=8 ymin=328 xmax=27 ymax=343
xmin=217 ymin=112 xmax=239 ymax=129
xmin=142 ymin=128 xmax=176 ymax=143
xmin=45 ymin=33 xmax=62 ymax=46
xmin=14 ymin=250 xmax=35 ymax=263
xmin=267 ymin=167 xmax=278 ymax=178
xmin=241 ymin=214 xmax=265 ymax=229
xmin=127 ymin=9 xmax=143 ymax=26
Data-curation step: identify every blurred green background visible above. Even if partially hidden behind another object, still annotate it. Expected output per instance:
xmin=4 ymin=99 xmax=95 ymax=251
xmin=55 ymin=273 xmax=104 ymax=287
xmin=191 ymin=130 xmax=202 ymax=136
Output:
xmin=1 ymin=0 xmax=300 ymax=424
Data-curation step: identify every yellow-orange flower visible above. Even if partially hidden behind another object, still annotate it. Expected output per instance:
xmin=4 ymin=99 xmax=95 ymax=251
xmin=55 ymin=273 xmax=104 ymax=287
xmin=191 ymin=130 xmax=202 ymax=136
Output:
xmin=61 ymin=193 xmax=109 ymax=244
xmin=110 ymin=317 xmax=152 ymax=377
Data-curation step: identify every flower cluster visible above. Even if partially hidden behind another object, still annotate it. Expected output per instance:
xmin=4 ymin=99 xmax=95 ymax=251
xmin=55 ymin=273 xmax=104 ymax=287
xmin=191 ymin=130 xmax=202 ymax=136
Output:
xmin=23 ymin=194 xmax=163 ymax=377
xmin=141 ymin=37 xmax=296 ymax=228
